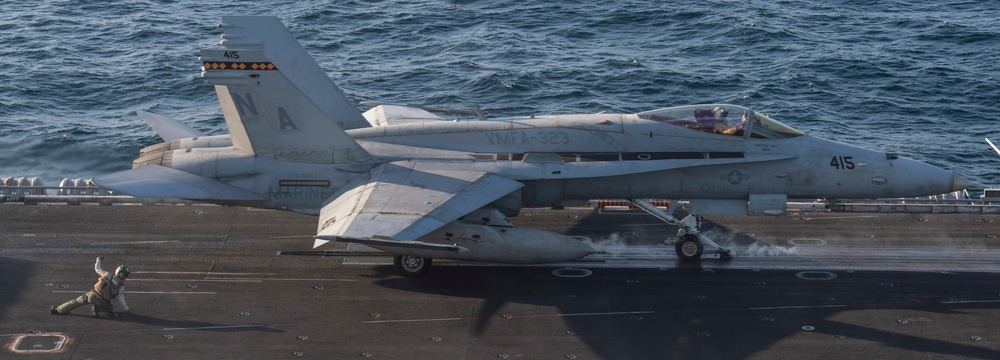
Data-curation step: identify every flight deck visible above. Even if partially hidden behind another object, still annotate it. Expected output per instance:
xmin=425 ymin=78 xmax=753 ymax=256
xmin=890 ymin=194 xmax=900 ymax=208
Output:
xmin=3 ymin=204 xmax=1000 ymax=359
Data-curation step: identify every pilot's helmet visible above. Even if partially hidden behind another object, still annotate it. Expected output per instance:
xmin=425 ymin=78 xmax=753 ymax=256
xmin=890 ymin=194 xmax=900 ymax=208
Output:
xmin=713 ymin=107 xmax=730 ymax=119
xmin=115 ymin=265 xmax=130 ymax=279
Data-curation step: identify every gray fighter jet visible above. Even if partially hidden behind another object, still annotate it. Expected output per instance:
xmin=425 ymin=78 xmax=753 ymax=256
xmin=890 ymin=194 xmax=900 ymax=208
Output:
xmin=95 ymin=16 xmax=972 ymax=276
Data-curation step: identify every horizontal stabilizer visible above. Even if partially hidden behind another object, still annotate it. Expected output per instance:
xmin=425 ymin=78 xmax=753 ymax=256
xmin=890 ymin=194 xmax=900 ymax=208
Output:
xmin=94 ymin=165 xmax=268 ymax=201
xmin=314 ymin=236 xmax=467 ymax=252
xmin=138 ymin=111 xmax=205 ymax=141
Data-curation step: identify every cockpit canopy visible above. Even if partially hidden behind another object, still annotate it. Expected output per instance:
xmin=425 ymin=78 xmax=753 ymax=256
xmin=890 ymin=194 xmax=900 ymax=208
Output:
xmin=637 ymin=104 xmax=803 ymax=139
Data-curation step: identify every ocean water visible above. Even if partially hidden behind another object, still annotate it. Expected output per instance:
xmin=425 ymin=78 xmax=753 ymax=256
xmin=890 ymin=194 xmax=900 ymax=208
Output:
xmin=1 ymin=0 xmax=998 ymax=189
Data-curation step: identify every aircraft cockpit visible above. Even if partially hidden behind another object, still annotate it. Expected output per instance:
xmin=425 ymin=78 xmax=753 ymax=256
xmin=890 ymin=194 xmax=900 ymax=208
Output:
xmin=638 ymin=104 xmax=803 ymax=139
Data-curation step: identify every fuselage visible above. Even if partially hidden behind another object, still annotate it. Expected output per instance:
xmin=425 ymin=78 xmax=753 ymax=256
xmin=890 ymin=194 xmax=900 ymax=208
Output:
xmin=132 ymin=104 xmax=967 ymax=215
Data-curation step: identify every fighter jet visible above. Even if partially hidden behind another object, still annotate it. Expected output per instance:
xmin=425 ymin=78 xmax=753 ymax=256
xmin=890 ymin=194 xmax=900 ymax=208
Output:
xmin=95 ymin=16 xmax=972 ymax=276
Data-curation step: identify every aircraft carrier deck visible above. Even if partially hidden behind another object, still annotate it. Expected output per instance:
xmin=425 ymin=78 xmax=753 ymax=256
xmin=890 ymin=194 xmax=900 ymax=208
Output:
xmin=3 ymin=203 xmax=1000 ymax=359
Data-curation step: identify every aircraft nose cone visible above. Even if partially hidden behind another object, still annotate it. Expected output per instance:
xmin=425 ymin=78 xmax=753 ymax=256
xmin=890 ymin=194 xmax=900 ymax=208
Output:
xmin=952 ymin=174 xmax=974 ymax=192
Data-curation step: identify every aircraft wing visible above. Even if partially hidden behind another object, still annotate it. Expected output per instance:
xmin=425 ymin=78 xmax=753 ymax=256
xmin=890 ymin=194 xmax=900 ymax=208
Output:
xmin=94 ymin=164 xmax=268 ymax=201
xmin=314 ymin=161 xmax=523 ymax=248
xmin=137 ymin=111 xmax=205 ymax=142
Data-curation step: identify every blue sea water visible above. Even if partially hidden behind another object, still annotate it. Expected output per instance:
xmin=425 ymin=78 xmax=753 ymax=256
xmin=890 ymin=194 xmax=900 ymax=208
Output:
xmin=1 ymin=0 xmax=998 ymax=188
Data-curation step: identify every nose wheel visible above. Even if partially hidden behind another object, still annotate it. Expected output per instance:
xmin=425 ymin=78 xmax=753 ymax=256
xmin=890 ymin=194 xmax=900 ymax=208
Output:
xmin=394 ymin=255 xmax=432 ymax=277
xmin=675 ymin=234 xmax=704 ymax=261
xmin=673 ymin=233 xmax=732 ymax=261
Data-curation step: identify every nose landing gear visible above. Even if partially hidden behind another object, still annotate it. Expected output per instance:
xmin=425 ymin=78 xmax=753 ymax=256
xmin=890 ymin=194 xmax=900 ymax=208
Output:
xmin=629 ymin=199 xmax=733 ymax=261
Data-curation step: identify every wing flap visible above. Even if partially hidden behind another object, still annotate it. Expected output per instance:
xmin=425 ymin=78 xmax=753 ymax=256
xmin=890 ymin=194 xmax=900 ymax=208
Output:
xmin=316 ymin=161 xmax=523 ymax=244
xmin=361 ymin=105 xmax=447 ymax=127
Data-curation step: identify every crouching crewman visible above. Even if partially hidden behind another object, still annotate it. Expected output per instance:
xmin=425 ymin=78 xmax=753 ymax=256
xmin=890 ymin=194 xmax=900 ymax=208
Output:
xmin=51 ymin=256 xmax=131 ymax=317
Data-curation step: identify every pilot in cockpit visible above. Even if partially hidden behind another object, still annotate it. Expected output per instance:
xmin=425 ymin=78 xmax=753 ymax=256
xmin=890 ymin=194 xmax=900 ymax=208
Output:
xmin=714 ymin=109 xmax=748 ymax=136
xmin=713 ymin=107 xmax=729 ymax=121
xmin=694 ymin=108 xmax=716 ymax=123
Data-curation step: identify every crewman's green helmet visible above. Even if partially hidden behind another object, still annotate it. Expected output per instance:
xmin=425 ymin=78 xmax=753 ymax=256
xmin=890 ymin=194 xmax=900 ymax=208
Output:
xmin=115 ymin=265 xmax=130 ymax=279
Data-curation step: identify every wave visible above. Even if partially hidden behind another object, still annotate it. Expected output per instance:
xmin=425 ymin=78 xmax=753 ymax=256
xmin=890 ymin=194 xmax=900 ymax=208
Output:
xmin=1 ymin=0 xmax=997 ymax=187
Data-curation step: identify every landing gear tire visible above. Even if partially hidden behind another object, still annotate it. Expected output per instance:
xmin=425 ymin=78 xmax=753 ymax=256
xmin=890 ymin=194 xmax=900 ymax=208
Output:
xmin=394 ymin=255 xmax=432 ymax=277
xmin=675 ymin=234 xmax=704 ymax=261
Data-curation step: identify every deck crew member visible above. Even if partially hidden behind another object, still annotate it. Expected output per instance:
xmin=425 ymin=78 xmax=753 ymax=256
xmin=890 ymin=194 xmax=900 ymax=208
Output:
xmin=51 ymin=256 xmax=131 ymax=317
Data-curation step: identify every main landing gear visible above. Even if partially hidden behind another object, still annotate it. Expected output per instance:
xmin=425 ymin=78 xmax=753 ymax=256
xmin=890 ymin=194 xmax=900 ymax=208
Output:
xmin=629 ymin=199 xmax=733 ymax=261
xmin=394 ymin=255 xmax=432 ymax=277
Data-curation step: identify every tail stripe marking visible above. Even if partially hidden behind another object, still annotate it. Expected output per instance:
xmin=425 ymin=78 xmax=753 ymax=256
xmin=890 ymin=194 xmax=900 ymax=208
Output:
xmin=203 ymin=62 xmax=278 ymax=71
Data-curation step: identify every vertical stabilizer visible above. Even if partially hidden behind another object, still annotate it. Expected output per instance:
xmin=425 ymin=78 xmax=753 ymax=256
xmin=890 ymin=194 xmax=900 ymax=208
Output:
xmin=202 ymin=16 xmax=371 ymax=163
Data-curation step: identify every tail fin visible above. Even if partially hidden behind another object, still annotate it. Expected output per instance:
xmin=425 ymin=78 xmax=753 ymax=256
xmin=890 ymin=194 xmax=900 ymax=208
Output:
xmin=137 ymin=111 xmax=205 ymax=142
xmin=201 ymin=16 xmax=371 ymax=163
